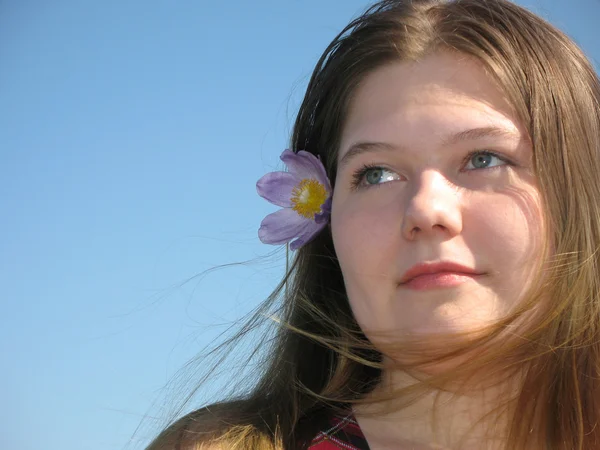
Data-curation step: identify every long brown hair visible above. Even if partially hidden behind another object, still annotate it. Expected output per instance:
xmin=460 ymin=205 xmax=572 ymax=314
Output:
xmin=146 ymin=1 xmax=600 ymax=448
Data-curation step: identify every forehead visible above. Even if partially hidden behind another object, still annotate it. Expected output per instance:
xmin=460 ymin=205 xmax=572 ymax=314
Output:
xmin=339 ymin=52 xmax=523 ymax=158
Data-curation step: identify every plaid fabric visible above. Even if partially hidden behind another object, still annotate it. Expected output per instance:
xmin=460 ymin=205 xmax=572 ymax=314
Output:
xmin=308 ymin=413 xmax=370 ymax=450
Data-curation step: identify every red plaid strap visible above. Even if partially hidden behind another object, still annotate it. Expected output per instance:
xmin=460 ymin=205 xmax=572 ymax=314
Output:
xmin=308 ymin=413 xmax=370 ymax=450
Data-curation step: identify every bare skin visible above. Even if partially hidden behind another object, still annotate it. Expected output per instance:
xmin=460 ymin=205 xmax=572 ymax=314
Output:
xmin=332 ymin=51 xmax=543 ymax=449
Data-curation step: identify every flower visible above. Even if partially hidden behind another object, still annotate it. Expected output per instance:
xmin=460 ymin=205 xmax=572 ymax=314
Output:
xmin=256 ymin=149 xmax=332 ymax=251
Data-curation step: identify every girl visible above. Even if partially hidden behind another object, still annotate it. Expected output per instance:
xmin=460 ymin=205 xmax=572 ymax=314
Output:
xmin=147 ymin=0 xmax=600 ymax=448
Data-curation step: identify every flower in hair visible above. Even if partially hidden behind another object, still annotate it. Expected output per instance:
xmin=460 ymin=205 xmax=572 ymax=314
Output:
xmin=256 ymin=149 xmax=332 ymax=251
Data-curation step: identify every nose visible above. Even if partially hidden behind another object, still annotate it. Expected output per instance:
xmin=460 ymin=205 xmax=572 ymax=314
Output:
xmin=401 ymin=170 xmax=462 ymax=241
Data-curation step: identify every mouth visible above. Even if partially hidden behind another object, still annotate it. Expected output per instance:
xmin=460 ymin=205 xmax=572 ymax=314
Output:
xmin=400 ymin=271 xmax=483 ymax=290
xmin=399 ymin=261 xmax=484 ymax=290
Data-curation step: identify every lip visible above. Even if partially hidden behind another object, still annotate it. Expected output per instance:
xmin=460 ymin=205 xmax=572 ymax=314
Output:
xmin=399 ymin=261 xmax=483 ymax=286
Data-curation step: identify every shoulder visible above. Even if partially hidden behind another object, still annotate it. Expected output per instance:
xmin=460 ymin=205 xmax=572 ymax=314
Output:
xmin=148 ymin=441 xmax=224 ymax=450
xmin=152 ymin=443 xmax=224 ymax=450
xmin=145 ymin=401 xmax=247 ymax=450
xmin=146 ymin=400 xmax=346 ymax=450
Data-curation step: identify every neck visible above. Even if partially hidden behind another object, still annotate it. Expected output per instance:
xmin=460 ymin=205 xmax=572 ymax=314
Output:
xmin=353 ymin=368 xmax=518 ymax=450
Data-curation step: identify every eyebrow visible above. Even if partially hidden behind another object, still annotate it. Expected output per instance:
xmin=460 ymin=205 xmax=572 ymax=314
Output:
xmin=338 ymin=126 xmax=521 ymax=171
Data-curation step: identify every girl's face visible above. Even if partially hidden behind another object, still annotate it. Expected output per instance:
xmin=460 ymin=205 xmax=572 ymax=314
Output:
xmin=331 ymin=52 xmax=544 ymax=340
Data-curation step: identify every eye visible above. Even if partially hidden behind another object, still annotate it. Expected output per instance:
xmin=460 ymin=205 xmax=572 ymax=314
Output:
xmin=351 ymin=165 xmax=401 ymax=189
xmin=463 ymin=150 xmax=510 ymax=170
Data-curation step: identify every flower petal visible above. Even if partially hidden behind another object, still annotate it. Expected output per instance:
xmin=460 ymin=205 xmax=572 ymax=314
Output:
xmin=290 ymin=219 xmax=326 ymax=251
xmin=281 ymin=149 xmax=331 ymax=191
xmin=258 ymin=207 xmax=311 ymax=245
xmin=314 ymin=196 xmax=332 ymax=224
xmin=298 ymin=150 xmax=332 ymax=192
xmin=256 ymin=171 xmax=299 ymax=207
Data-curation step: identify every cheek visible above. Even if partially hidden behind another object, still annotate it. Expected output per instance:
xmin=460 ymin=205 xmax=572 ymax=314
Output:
xmin=331 ymin=194 xmax=401 ymax=278
xmin=331 ymin=193 xmax=404 ymax=334
xmin=465 ymin=189 xmax=545 ymax=281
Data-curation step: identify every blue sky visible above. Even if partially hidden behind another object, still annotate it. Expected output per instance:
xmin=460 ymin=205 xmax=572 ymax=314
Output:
xmin=1 ymin=1 xmax=599 ymax=449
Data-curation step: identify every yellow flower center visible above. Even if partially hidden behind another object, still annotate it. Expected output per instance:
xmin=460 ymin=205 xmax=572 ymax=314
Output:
xmin=291 ymin=178 xmax=328 ymax=219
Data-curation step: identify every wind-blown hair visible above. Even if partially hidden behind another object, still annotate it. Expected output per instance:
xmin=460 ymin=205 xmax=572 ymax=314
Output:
xmin=147 ymin=1 xmax=600 ymax=449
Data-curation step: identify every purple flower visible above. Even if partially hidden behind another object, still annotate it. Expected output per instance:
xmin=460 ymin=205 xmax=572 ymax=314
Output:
xmin=256 ymin=149 xmax=332 ymax=251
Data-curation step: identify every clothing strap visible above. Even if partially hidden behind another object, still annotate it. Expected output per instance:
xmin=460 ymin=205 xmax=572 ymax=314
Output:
xmin=308 ymin=413 xmax=370 ymax=450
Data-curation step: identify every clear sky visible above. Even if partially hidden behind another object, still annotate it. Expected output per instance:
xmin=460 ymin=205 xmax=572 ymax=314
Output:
xmin=1 ymin=1 xmax=599 ymax=449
